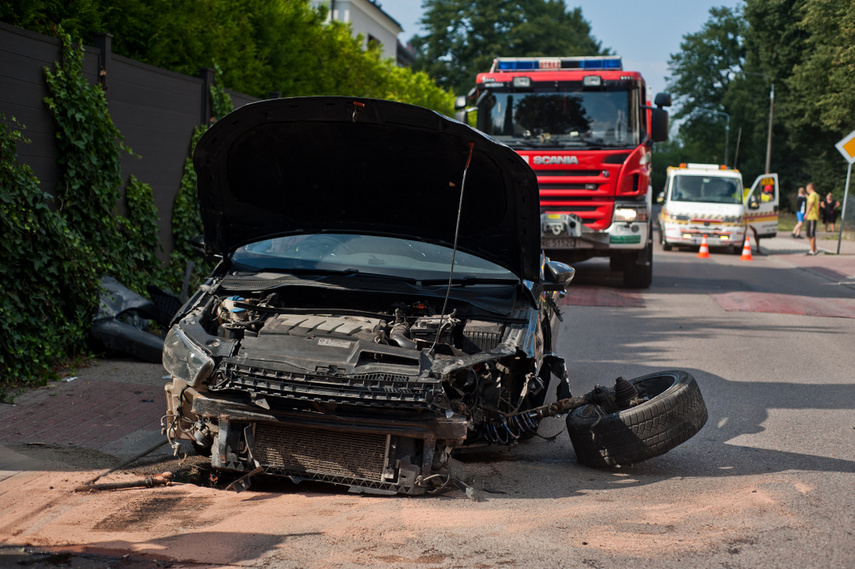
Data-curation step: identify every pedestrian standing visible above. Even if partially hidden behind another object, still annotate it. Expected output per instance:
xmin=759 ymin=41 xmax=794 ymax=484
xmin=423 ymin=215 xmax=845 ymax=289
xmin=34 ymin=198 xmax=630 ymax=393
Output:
xmin=820 ymin=192 xmax=841 ymax=232
xmin=805 ymin=182 xmax=820 ymax=255
xmin=792 ymin=187 xmax=806 ymax=238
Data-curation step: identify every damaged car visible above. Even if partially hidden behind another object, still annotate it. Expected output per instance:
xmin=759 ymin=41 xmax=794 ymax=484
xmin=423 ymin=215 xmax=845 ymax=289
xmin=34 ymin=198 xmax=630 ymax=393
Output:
xmin=162 ymin=97 xmax=707 ymax=495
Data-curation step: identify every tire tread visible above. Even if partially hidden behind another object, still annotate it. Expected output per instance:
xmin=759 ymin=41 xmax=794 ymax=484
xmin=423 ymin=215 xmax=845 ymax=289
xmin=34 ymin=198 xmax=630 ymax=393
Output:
xmin=567 ymin=370 xmax=708 ymax=467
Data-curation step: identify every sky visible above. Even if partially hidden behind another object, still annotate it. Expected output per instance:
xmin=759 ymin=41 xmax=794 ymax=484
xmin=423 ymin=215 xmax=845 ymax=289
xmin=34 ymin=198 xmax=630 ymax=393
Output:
xmin=385 ymin=0 xmax=743 ymax=99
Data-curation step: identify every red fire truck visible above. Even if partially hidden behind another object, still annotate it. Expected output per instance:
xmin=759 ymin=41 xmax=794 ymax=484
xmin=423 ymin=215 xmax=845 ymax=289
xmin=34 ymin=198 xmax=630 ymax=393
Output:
xmin=455 ymin=56 xmax=671 ymax=288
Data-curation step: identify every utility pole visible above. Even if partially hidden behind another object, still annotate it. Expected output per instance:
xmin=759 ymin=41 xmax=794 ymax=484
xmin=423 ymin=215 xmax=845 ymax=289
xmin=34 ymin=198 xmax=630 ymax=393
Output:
xmin=765 ymin=83 xmax=774 ymax=173
xmin=743 ymin=72 xmax=774 ymax=173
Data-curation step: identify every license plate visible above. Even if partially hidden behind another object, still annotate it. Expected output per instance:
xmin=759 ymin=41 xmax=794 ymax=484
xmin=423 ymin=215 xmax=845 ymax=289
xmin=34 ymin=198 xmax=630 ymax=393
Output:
xmin=541 ymin=237 xmax=577 ymax=248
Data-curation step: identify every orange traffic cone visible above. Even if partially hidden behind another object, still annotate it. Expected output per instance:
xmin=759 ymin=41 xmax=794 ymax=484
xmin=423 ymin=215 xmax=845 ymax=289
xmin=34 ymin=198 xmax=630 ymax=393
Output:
xmin=740 ymin=233 xmax=753 ymax=261
xmin=697 ymin=234 xmax=710 ymax=258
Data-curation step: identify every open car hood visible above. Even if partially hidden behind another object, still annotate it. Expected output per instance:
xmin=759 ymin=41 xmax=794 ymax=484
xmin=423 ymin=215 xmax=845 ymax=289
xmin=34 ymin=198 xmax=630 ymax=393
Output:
xmin=194 ymin=97 xmax=541 ymax=282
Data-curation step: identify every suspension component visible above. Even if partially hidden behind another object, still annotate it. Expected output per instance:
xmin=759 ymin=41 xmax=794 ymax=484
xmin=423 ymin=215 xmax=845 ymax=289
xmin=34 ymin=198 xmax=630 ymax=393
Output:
xmin=484 ymin=377 xmax=645 ymax=444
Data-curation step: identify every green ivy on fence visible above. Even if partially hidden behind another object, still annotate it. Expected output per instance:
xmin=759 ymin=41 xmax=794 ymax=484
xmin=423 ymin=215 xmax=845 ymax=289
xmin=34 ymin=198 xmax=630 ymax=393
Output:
xmin=164 ymin=126 xmax=208 ymax=294
xmin=0 ymin=117 xmax=99 ymax=388
xmin=1 ymin=32 xmax=241 ymax=389
xmin=1 ymin=31 xmax=170 ymax=389
xmin=164 ymin=68 xmax=233 ymax=293
xmin=43 ymin=32 xmax=127 ymax=278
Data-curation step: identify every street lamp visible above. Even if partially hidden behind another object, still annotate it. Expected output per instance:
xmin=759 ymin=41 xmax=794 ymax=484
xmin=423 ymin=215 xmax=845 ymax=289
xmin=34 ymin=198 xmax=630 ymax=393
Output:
xmin=697 ymin=107 xmax=730 ymax=166
xmin=743 ymin=72 xmax=774 ymax=173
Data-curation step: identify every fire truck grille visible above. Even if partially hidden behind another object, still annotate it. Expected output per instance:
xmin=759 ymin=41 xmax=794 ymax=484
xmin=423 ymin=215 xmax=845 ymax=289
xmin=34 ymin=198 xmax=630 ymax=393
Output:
xmin=253 ymin=424 xmax=388 ymax=483
xmin=537 ymin=169 xmax=602 ymax=177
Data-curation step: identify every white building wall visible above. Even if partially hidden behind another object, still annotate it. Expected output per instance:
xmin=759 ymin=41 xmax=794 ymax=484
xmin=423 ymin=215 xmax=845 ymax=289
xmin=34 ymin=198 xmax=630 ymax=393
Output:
xmin=313 ymin=0 xmax=402 ymax=62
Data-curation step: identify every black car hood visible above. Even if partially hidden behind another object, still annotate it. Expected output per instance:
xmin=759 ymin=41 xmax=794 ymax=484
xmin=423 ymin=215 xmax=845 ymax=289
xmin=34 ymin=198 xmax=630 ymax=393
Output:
xmin=194 ymin=97 xmax=541 ymax=282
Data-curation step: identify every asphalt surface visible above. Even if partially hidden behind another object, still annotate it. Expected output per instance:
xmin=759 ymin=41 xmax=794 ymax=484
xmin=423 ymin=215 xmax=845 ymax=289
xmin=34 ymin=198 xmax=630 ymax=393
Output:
xmin=1 ymin=231 xmax=853 ymax=568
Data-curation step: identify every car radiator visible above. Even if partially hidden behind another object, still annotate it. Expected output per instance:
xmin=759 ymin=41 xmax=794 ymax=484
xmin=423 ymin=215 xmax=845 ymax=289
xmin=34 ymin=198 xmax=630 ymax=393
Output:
xmin=253 ymin=423 xmax=391 ymax=485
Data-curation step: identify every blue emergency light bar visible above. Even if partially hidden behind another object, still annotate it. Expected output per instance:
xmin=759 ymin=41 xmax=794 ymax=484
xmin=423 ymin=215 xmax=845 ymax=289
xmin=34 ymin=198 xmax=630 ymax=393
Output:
xmin=492 ymin=56 xmax=623 ymax=72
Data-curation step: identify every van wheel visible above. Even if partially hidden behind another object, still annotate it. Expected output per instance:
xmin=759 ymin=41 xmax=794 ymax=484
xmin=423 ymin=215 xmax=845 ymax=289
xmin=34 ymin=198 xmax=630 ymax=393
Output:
xmin=566 ymin=370 xmax=708 ymax=468
xmin=659 ymin=228 xmax=672 ymax=251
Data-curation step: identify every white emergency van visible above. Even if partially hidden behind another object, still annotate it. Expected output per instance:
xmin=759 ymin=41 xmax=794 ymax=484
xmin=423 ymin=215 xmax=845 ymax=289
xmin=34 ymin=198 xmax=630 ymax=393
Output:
xmin=657 ymin=163 xmax=779 ymax=253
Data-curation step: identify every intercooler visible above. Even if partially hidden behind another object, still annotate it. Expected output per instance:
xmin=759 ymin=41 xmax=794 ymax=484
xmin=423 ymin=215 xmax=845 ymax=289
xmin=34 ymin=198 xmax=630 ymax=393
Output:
xmin=253 ymin=423 xmax=392 ymax=485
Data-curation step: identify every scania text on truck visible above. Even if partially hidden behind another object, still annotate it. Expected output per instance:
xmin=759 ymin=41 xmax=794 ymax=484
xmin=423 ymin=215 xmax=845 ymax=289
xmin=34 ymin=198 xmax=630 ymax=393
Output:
xmin=455 ymin=56 xmax=672 ymax=288
xmin=657 ymin=163 xmax=779 ymax=253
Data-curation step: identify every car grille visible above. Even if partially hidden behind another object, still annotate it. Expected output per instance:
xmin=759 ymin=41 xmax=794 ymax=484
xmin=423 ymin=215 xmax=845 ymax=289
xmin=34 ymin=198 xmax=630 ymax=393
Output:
xmin=253 ymin=423 xmax=391 ymax=485
xmin=213 ymin=362 xmax=443 ymax=409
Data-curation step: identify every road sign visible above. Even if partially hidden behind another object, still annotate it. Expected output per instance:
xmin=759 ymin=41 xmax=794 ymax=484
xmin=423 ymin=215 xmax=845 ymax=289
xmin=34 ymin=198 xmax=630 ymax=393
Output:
xmin=834 ymin=129 xmax=855 ymax=254
xmin=835 ymin=129 xmax=855 ymax=164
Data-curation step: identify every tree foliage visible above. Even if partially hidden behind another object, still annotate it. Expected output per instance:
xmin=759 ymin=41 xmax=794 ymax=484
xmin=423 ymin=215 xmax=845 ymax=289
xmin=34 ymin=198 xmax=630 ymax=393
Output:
xmin=789 ymin=0 xmax=855 ymax=135
xmin=0 ymin=0 xmax=454 ymax=114
xmin=668 ymin=7 xmax=746 ymax=117
xmin=667 ymin=0 xmax=855 ymax=207
xmin=666 ymin=7 xmax=746 ymax=168
xmin=1 ymin=30 xmax=167 ymax=387
xmin=411 ymin=0 xmax=605 ymax=95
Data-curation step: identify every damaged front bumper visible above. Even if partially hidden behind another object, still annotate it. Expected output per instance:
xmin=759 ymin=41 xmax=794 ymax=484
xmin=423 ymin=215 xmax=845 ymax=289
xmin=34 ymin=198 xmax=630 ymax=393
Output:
xmin=165 ymin=383 xmax=468 ymax=495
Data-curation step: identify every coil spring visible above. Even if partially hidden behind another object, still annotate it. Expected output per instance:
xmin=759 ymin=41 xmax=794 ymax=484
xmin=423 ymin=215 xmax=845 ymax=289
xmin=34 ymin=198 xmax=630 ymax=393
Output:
xmin=484 ymin=411 xmax=541 ymax=444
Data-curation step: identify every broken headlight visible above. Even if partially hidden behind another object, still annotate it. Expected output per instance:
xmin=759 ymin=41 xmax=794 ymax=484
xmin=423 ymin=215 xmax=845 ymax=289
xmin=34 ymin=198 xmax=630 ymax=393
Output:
xmin=162 ymin=325 xmax=214 ymax=387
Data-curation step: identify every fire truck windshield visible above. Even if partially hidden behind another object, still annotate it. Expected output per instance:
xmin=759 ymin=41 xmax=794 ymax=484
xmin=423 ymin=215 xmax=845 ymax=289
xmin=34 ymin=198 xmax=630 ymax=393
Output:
xmin=477 ymin=88 xmax=638 ymax=148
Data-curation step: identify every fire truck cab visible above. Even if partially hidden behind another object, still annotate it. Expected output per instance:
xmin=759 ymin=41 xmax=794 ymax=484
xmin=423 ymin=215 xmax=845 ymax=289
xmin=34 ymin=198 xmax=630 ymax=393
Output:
xmin=455 ymin=56 xmax=671 ymax=288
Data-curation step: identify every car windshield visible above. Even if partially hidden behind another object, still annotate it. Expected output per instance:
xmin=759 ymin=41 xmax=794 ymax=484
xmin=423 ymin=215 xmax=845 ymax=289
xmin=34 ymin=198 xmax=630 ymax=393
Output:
xmin=477 ymin=88 xmax=638 ymax=148
xmin=231 ymin=234 xmax=518 ymax=281
xmin=670 ymin=175 xmax=742 ymax=204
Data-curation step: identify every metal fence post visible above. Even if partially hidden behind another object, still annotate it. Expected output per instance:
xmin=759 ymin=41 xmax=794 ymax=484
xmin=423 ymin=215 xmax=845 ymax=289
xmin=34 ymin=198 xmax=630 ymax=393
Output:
xmin=200 ymin=67 xmax=215 ymax=125
xmin=93 ymin=33 xmax=113 ymax=91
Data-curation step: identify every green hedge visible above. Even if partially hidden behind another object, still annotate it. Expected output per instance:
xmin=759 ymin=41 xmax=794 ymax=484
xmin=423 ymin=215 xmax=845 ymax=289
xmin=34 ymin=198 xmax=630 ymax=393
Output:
xmin=1 ymin=31 xmax=171 ymax=390
xmin=0 ymin=117 xmax=99 ymax=387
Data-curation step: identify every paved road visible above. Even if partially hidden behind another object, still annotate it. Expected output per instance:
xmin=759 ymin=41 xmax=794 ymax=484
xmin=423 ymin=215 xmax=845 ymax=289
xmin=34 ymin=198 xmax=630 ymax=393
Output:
xmin=1 ymin=233 xmax=854 ymax=568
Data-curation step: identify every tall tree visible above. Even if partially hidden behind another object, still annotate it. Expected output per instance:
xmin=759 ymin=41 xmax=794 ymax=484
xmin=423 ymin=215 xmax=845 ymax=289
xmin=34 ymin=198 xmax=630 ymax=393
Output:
xmin=785 ymin=0 xmax=855 ymax=196
xmin=667 ymin=6 xmax=746 ymax=115
xmin=738 ymin=0 xmax=808 ymax=198
xmin=666 ymin=6 xmax=746 ymax=167
xmin=411 ymin=0 xmax=605 ymax=95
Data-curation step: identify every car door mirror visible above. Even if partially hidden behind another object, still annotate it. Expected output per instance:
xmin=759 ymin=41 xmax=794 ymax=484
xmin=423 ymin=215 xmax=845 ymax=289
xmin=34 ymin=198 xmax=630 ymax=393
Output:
xmin=650 ymin=108 xmax=669 ymax=143
xmin=543 ymin=260 xmax=575 ymax=291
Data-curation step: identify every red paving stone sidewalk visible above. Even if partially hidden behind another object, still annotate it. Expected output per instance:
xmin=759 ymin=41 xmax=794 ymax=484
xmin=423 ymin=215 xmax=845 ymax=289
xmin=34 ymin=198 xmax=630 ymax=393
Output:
xmin=0 ymin=379 xmax=163 ymax=452
xmin=711 ymin=291 xmax=855 ymax=318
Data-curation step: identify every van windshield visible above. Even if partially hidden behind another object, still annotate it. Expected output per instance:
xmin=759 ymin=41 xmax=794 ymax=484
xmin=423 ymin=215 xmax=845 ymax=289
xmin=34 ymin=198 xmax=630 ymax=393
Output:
xmin=670 ymin=175 xmax=742 ymax=205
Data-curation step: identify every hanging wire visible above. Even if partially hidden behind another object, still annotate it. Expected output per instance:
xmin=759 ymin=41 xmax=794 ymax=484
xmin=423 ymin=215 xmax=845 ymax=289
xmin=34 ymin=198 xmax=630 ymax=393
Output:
xmin=430 ymin=141 xmax=475 ymax=354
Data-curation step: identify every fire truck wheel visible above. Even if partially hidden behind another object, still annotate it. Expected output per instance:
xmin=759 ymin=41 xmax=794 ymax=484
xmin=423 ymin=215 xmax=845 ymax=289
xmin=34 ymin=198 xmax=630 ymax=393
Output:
xmin=566 ymin=370 xmax=707 ymax=468
xmin=609 ymin=254 xmax=626 ymax=272
xmin=622 ymin=244 xmax=652 ymax=288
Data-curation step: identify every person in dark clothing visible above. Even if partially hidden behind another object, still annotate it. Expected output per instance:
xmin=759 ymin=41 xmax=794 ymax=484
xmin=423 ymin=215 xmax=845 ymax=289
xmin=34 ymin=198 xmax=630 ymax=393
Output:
xmin=792 ymin=187 xmax=806 ymax=238
xmin=820 ymin=192 xmax=840 ymax=232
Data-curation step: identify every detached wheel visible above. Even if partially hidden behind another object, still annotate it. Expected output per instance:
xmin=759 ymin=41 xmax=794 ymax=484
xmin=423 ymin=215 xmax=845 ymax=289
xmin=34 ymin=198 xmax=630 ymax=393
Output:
xmin=566 ymin=370 xmax=707 ymax=468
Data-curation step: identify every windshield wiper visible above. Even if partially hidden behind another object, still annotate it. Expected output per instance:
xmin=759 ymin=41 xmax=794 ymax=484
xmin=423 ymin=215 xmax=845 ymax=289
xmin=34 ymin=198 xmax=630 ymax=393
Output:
xmin=239 ymin=267 xmax=419 ymax=284
xmin=500 ymin=139 xmax=540 ymax=149
xmin=418 ymin=276 xmax=519 ymax=286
